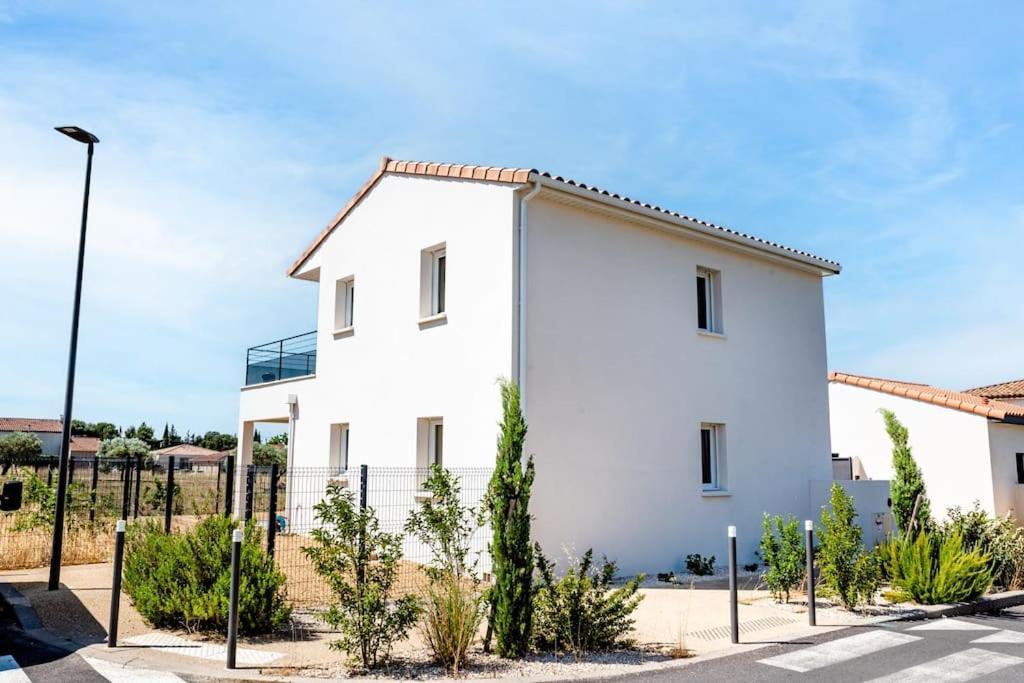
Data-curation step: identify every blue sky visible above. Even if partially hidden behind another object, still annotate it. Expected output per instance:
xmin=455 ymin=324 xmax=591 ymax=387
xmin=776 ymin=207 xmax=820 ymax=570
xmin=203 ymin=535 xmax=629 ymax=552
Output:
xmin=1 ymin=2 xmax=1022 ymax=434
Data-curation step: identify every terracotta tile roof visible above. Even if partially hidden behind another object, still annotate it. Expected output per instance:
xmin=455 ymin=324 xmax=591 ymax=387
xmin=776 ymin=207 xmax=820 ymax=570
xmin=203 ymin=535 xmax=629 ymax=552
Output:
xmin=70 ymin=436 xmax=101 ymax=454
xmin=964 ymin=379 xmax=1024 ymax=400
xmin=288 ymin=156 xmax=841 ymax=277
xmin=151 ymin=444 xmax=224 ymax=458
xmin=829 ymin=371 xmax=1024 ymax=423
xmin=0 ymin=417 xmax=62 ymax=433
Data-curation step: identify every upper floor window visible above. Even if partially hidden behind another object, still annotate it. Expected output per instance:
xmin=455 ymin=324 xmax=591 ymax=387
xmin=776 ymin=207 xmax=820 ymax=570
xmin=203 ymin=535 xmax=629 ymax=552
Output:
xmin=696 ymin=267 xmax=722 ymax=334
xmin=419 ymin=243 xmax=448 ymax=325
xmin=334 ymin=276 xmax=354 ymax=332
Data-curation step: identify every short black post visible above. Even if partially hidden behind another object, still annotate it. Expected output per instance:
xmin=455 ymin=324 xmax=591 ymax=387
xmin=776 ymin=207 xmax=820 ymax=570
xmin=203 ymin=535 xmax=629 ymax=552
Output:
xmin=108 ymin=519 xmax=126 ymax=647
xmin=133 ymin=455 xmax=142 ymax=518
xmin=806 ymin=520 xmax=817 ymax=627
xmin=164 ymin=456 xmax=175 ymax=533
xmin=223 ymin=455 xmax=235 ymax=518
xmin=89 ymin=455 xmax=99 ymax=522
xmin=120 ymin=461 xmax=132 ymax=519
xmin=244 ymin=466 xmax=255 ymax=522
xmin=728 ymin=525 xmax=739 ymax=644
xmin=226 ymin=527 xmax=242 ymax=669
xmin=215 ymin=462 xmax=223 ymax=514
xmin=266 ymin=463 xmax=279 ymax=559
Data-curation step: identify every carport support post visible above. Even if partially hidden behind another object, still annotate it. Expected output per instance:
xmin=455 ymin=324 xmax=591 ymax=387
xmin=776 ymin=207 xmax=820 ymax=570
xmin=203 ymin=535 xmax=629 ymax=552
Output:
xmin=164 ymin=455 xmax=175 ymax=533
xmin=728 ymin=525 xmax=738 ymax=644
xmin=226 ymin=527 xmax=242 ymax=669
xmin=266 ymin=463 xmax=279 ymax=559
xmin=108 ymin=520 xmax=126 ymax=647
xmin=806 ymin=520 xmax=816 ymax=626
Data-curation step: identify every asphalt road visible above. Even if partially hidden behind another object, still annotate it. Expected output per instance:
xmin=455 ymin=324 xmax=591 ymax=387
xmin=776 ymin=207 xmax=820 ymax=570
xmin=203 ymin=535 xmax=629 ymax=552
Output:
xmin=0 ymin=602 xmax=105 ymax=682
xmin=598 ymin=606 xmax=1024 ymax=682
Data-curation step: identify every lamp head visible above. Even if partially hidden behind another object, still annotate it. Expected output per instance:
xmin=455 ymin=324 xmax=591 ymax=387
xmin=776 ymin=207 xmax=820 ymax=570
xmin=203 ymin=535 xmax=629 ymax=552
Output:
xmin=55 ymin=126 xmax=99 ymax=144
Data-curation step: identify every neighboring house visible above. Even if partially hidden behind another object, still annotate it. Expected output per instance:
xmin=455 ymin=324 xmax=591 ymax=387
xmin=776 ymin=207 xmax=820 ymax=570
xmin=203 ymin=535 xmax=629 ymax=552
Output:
xmin=0 ymin=417 xmax=63 ymax=455
xmin=237 ymin=157 xmax=840 ymax=572
xmin=966 ymin=379 xmax=1024 ymax=409
xmin=70 ymin=436 xmax=101 ymax=458
xmin=151 ymin=444 xmax=224 ymax=472
xmin=829 ymin=372 xmax=1024 ymax=522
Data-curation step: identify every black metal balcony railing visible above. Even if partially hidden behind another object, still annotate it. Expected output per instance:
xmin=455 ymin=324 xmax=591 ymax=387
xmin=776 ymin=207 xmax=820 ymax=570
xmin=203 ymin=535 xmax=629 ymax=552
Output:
xmin=245 ymin=331 xmax=317 ymax=386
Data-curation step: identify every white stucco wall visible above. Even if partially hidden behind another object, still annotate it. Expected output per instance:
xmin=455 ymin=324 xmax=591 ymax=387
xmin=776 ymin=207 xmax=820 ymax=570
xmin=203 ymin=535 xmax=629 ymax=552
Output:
xmin=523 ymin=195 xmax=833 ymax=574
xmin=828 ymin=382 xmax=998 ymax=518
xmin=239 ymin=174 xmax=516 ymax=470
xmin=987 ymin=422 xmax=1024 ymax=521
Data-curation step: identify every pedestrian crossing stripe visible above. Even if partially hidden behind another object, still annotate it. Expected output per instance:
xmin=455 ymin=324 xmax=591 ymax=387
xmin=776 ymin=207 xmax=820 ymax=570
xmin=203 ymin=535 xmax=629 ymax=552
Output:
xmin=758 ymin=629 xmax=920 ymax=673
xmin=907 ymin=618 xmax=997 ymax=631
xmin=0 ymin=655 xmax=31 ymax=683
xmin=971 ymin=629 xmax=1024 ymax=644
xmin=124 ymin=632 xmax=283 ymax=665
xmin=83 ymin=656 xmax=187 ymax=682
xmin=865 ymin=647 xmax=1023 ymax=682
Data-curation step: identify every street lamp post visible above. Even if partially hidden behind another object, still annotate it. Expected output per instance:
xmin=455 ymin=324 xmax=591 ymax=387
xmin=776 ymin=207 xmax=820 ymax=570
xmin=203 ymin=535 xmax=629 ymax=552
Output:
xmin=48 ymin=125 xmax=100 ymax=591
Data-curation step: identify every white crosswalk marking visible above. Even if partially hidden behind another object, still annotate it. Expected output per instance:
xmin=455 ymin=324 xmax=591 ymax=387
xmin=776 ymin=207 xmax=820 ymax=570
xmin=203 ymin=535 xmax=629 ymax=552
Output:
xmin=866 ymin=647 xmax=1023 ymax=682
xmin=83 ymin=655 xmax=187 ymax=682
xmin=907 ymin=618 xmax=996 ymax=631
xmin=124 ymin=632 xmax=283 ymax=665
xmin=972 ymin=628 xmax=1024 ymax=644
xmin=758 ymin=629 xmax=920 ymax=673
xmin=0 ymin=656 xmax=31 ymax=683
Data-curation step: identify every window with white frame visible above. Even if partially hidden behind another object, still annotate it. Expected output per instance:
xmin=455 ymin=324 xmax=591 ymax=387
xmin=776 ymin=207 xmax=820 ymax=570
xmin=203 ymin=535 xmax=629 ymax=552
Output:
xmin=419 ymin=243 xmax=447 ymax=320
xmin=700 ymin=423 xmax=725 ymax=490
xmin=329 ymin=423 xmax=349 ymax=472
xmin=696 ymin=267 xmax=722 ymax=333
xmin=432 ymin=248 xmax=446 ymax=315
xmin=427 ymin=418 xmax=444 ymax=467
xmin=334 ymin=276 xmax=354 ymax=331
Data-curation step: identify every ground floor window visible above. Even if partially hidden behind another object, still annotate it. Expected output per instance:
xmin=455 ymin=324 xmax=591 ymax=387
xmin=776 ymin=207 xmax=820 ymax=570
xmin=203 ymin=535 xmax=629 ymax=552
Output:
xmin=329 ymin=423 xmax=349 ymax=472
xmin=1016 ymin=452 xmax=1024 ymax=484
xmin=701 ymin=423 xmax=725 ymax=491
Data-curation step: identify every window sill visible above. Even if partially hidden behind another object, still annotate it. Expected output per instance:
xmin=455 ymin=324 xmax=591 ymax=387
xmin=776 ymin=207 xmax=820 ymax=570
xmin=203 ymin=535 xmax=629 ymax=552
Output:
xmin=328 ymin=476 xmax=350 ymax=488
xmin=332 ymin=326 xmax=354 ymax=339
xmin=418 ymin=312 xmax=448 ymax=329
xmin=701 ymin=489 xmax=732 ymax=498
xmin=697 ymin=329 xmax=726 ymax=340
xmin=414 ymin=491 xmax=440 ymax=502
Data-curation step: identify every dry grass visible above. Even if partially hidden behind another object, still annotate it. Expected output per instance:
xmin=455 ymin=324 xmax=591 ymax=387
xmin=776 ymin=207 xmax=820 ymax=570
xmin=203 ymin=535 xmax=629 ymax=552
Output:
xmin=0 ymin=519 xmax=114 ymax=571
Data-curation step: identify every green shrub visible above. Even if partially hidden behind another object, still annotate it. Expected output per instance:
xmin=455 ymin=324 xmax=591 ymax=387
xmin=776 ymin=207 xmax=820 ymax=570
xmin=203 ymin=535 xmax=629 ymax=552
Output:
xmin=760 ymin=514 xmax=805 ymax=603
xmin=141 ymin=479 xmax=183 ymax=515
xmin=485 ymin=380 xmax=535 ymax=658
xmin=97 ymin=437 xmax=150 ymax=460
xmin=302 ymin=483 xmax=419 ymax=670
xmin=880 ymin=410 xmax=931 ymax=535
xmin=122 ymin=516 xmax=289 ymax=634
xmin=684 ymin=553 xmax=715 ymax=576
xmin=533 ymin=547 xmax=645 ymax=655
xmin=818 ymin=483 xmax=880 ymax=609
xmin=889 ymin=530 xmax=992 ymax=604
xmin=941 ymin=503 xmax=1024 ymax=589
xmin=0 ymin=432 xmax=42 ymax=474
xmin=405 ymin=466 xmax=486 ymax=673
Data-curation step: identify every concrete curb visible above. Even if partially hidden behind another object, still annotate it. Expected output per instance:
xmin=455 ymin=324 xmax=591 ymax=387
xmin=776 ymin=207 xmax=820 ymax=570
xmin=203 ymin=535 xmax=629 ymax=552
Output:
xmin=873 ymin=589 xmax=1024 ymax=624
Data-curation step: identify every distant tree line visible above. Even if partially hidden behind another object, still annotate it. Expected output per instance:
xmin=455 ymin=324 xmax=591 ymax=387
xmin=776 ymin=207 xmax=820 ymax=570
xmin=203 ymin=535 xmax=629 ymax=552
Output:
xmin=69 ymin=419 xmax=238 ymax=452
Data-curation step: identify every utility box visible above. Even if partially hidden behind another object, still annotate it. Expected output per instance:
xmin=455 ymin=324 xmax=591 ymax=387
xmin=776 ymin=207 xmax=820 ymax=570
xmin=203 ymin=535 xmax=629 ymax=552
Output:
xmin=1 ymin=480 xmax=23 ymax=512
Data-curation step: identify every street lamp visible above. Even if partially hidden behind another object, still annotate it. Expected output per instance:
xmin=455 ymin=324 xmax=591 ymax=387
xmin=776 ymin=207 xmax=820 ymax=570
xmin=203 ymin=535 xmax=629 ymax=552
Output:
xmin=48 ymin=125 xmax=99 ymax=591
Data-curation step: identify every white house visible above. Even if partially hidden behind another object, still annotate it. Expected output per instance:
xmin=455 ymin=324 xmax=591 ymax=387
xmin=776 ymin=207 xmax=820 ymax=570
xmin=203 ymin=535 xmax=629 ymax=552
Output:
xmin=829 ymin=372 xmax=1024 ymax=522
xmin=0 ymin=417 xmax=63 ymax=455
xmin=236 ymin=157 xmax=840 ymax=573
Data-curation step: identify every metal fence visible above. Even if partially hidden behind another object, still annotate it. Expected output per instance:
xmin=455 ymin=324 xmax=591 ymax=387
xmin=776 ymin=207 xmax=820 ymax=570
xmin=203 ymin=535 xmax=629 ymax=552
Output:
xmin=243 ymin=465 xmax=493 ymax=608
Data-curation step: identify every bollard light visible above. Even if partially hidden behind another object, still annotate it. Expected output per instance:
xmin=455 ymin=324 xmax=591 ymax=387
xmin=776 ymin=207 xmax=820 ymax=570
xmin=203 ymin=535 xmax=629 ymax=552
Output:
xmin=805 ymin=519 xmax=817 ymax=626
xmin=728 ymin=524 xmax=739 ymax=644
xmin=108 ymin=519 xmax=127 ymax=647
xmin=227 ymin=527 xmax=243 ymax=669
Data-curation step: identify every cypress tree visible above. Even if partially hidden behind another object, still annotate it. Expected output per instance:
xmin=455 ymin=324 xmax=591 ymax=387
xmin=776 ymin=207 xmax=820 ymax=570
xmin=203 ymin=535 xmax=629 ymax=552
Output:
xmin=486 ymin=380 xmax=535 ymax=658
xmin=880 ymin=409 xmax=931 ymax=535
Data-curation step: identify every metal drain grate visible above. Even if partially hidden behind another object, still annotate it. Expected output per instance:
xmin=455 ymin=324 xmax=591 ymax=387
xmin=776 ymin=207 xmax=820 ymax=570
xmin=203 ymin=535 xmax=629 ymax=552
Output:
xmin=687 ymin=615 xmax=798 ymax=641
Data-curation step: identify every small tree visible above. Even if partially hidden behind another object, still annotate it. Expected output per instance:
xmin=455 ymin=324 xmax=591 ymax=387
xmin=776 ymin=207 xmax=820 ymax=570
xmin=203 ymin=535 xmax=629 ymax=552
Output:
xmin=818 ymin=483 xmax=879 ymax=609
xmin=485 ymin=380 xmax=535 ymax=658
xmin=302 ymin=483 xmax=419 ymax=670
xmin=760 ymin=514 xmax=805 ymax=603
xmin=0 ymin=431 xmax=43 ymax=474
xmin=267 ymin=433 xmax=288 ymax=446
xmin=880 ymin=410 xmax=931 ymax=535
xmin=97 ymin=437 xmax=151 ymax=460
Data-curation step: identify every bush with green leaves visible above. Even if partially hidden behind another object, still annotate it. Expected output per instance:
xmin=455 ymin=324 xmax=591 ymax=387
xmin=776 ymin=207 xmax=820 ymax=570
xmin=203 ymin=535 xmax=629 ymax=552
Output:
xmin=684 ymin=553 xmax=715 ymax=576
xmin=302 ymin=482 xmax=419 ymax=670
xmin=880 ymin=410 xmax=931 ymax=536
xmin=405 ymin=465 xmax=486 ymax=674
xmin=532 ymin=547 xmax=645 ymax=655
xmin=122 ymin=516 xmax=289 ymax=634
xmin=887 ymin=530 xmax=992 ymax=604
xmin=141 ymin=479 xmax=183 ymax=515
xmin=760 ymin=514 xmax=805 ymax=603
xmin=818 ymin=483 xmax=880 ymax=609
xmin=97 ymin=437 xmax=151 ymax=460
xmin=485 ymin=380 xmax=535 ymax=658
xmin=941 ymin=503 xmax=1024 ymax=589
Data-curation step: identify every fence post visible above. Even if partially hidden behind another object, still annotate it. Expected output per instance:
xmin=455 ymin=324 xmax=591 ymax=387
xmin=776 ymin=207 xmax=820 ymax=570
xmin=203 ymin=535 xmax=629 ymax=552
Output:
xmin=164 ymin=455 xmax=175 ymax=533
xmin=89 ymin=455 xmax=99 ymax=523
xmin=224 ymin=455 xmax=235 ymax=518
xmin=805 ymin=520 xmax=817 ymax=626
xmin=215 ymin=461 xmax=223 ymax=514
xmin=226 ymin=528 xmax=242 ymax=670
xmin=728 ymin=525 xmax=739 ymax=644
xmin=244 ymin=466 xmax=255 ymax=522
xmin=133 ymin=455 xmax=142 ymax=519
xmin=47 ymin=463 xmax=53 ymax=487
xmin=120 ymin=460 xmax=132 ymax=519
xmin=357 ymin=464 xmax=368 ymax=584
xmin=108 ymin=520 xmax=126 ymax=647
xmin=267 ymin=463 xmax=279 ymax=559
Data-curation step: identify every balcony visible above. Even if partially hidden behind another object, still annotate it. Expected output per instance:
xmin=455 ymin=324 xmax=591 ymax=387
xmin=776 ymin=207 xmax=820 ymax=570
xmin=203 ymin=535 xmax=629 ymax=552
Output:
xmin=245 ymin=331 xmax=317 ymax=386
